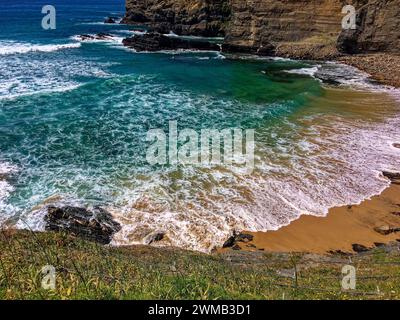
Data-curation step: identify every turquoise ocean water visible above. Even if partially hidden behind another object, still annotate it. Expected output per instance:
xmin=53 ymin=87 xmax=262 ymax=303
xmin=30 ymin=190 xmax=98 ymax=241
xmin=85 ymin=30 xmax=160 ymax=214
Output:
xmin=1 ymin=0 xmax=400 ymax=251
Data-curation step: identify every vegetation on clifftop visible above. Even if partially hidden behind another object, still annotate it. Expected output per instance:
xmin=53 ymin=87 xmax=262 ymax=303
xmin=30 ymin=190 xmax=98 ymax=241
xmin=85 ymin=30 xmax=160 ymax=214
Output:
xmin=1 ymin=230 xmax=400 ymax=300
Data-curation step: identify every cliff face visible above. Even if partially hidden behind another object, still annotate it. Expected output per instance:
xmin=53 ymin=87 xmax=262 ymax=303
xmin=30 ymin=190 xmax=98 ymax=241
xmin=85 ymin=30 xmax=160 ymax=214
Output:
xmin=337 ymin=0 xmax=400 ymax=54
xmin=122 ymin=0 xmax=230 ymax=37
xmin=123 ymin=0 xmax=400 ymax=57
xmin=226 ymin=0 xmax=346 ymax=56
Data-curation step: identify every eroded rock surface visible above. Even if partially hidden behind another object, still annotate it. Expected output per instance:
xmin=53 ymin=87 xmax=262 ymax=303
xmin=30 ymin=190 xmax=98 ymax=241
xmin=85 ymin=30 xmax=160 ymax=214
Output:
xmin=122 ymin=33 xmax=220 ymax=51
xmin=45 ymin=206 xmax=121 ymax=244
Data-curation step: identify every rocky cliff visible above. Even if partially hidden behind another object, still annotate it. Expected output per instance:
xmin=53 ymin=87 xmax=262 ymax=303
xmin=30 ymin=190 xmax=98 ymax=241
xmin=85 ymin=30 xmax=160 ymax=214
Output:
xmin=223 ymin=0 xmax=347 ymax=58
xmin=337 ymin=0 xmax=400 ymax=54
xmin=122 ymin=0 xmax=230 ymax=37
xmin=122 ymin=0 xmax=400 ymax=58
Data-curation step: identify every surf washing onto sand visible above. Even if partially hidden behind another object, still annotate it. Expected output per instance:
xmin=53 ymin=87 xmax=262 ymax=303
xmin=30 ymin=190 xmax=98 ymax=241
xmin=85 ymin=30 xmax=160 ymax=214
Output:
xmin=1 ymin=0 xmax=400 ymax=252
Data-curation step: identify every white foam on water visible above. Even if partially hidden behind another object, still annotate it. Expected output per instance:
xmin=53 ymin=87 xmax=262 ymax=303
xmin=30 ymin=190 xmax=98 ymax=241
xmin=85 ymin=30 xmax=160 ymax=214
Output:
xmin=0 ymin=41 xmax=81 ymax=56
xmin=0 ymin=162 xmax=18 ymax=224
xmin=1 ymin=83 xmax=83 ymax=101
xmin=0 ymin=50 xmax=113 ymax=99
xmin=286 ymin=66 xmax=320 ymax=76
xmin=71 ymin=34 xmax=124 ymax=45
xmin=2 ymin=64 xmax=400 ymax=253
xmin=314 ymin=62 xmax=400 ymax=100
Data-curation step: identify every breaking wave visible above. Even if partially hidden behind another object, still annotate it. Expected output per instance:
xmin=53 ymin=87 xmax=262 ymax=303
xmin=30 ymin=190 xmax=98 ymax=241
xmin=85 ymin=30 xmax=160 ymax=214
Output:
xmin=0 ymin=41 xmax=81 ymax=56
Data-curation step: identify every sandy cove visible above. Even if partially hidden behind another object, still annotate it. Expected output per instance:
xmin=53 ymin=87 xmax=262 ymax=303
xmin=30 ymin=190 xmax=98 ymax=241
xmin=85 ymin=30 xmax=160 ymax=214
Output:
xmin=223 ymin=55 xmax=400 ymax=255
xmin=233 ymin=174 xmax=400 ymax=254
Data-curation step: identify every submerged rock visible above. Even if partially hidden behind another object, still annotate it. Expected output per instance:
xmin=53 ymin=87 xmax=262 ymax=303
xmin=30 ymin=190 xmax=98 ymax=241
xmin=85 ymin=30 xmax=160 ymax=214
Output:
xmin=77 ymin=33 xmax=114 ymax=41
xmin=44 ymin=206 xmax=121 ymax=244
xmin=104 ymin=17 xmax=117 ymax=24
xmin=122 ymin=33 xmax=220 ymax=52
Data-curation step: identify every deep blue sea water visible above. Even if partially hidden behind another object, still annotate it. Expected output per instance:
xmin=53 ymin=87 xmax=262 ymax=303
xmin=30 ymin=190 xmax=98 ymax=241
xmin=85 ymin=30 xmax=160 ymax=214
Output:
xmin=1 ymin=0 xmax=400 ymax=251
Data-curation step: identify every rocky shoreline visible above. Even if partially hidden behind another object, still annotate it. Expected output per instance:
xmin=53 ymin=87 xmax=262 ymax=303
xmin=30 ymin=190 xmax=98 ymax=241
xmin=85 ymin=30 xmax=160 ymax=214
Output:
xmin=30 ymin=171 xmax=400 ymax=256
xmin=338 ymin=54 xmax=400 ymax=88
xmin=119 ymin=30 xmax=400 ymax=88
xmin=119 ymin=0 xmax=400 ymax=88
xmin=122 ymin=32 xmax=220 ymax=52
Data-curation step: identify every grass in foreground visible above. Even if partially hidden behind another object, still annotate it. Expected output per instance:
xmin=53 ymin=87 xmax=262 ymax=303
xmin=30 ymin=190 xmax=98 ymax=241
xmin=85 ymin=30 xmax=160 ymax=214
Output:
xmin=0 ymin=229 xmax=399 ymax=300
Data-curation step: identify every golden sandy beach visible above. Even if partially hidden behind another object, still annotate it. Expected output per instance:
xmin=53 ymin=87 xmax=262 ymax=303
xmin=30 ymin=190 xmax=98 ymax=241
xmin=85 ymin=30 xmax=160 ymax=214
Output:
xmin=237 ymin=181 xmax=400 ymax=254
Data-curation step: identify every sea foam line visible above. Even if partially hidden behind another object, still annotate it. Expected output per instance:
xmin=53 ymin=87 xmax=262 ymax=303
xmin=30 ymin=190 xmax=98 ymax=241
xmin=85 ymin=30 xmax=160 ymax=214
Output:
xmin=0 ymin=42 xmax=81 ymax=56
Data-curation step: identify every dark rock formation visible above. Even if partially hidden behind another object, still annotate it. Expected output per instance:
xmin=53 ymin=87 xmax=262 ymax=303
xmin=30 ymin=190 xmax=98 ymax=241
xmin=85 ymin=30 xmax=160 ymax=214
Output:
xmin=352 ymin=243 xmax=369 ymax=252
xmin=77 ymin=33 xmax=114 ymax=41
xmin=144 ymin=231 xmax=165 ymax=245
xmin=104 ymin=17 xmax=117 ymax=24
xmin=122 ymin=33 xmax=220 ymax=51
xmin=222 ymin=235 xmax=236 ymax=248
xmin=337 ymin=0 xmax=400 ymax=54
xmin=374 ymin=225 xmax=400 ymax=236
xmin=44 ymin=206 xmax=121 ymax=244
xmin=235 ymin=233 xmax=254 ymax=243
xmin=123 ymin=0 xmax=400 ymax=59
xmin=222 ymin=232 xmax=255 ymax=249
xmin=221 ymin=42 xmax=275 ymax=56
xmin=383 ymin=171 xmax=400 ymax=185
xmin=122 ymin=0 xmax=230 ymax=37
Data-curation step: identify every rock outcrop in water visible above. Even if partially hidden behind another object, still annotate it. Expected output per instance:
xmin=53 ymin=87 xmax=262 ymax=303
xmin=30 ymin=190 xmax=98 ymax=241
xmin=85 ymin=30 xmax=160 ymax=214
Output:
xmin=122 ymin=32 xmax=220 ymax=51
xmin=122 ymin=0 xmax=400 ymax=59
xmin=76 ymin=33 xmax=114 ymax=41
xmin=44 ymin=206 xmax=121 ymax=244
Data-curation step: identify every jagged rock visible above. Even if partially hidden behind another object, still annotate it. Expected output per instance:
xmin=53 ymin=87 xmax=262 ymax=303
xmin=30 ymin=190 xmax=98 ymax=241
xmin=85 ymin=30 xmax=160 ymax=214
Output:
xmin=337 ymin=29 xmax=364 ymax=54
xmin=374 ymin=225 xmax=400 ymax=235
xmin=104 ymin=17 xmax=117 ymax=24
xmin=222 ymin=232 xmax=255 ymax=249
xmin=374 ymin=242 xmax=385 ymax=247
xmin=222 ymin=235 xmax=236 ymax=248
xmin=122 ymin=33 xmax=220 ymax=52
xmin=123 ymin=0 xmax=400 ymax=59
xmin=383 ymin=171 xmax=400 ymax=185
xmin=235 ymin=233 xmax=254 ymax=243
xmin=352 ymin=244 xmax=369 ymax=253
xmin=221 ymin=43 xmax=275 ymax=56
xmin=44 ymin=206 xmax=121 ymax=244
xmin=122 ymin=0 xmax=230 ymax=37
xmin=144 ymin=231 xmax=165 ymax=245
xmin=77 ymin=33 xmax=114 ymax=41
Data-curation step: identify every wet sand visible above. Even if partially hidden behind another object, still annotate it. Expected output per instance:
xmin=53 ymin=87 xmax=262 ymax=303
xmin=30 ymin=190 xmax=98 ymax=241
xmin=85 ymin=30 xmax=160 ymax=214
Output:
xmin=237 ymin=182 xmax=400 ymax=254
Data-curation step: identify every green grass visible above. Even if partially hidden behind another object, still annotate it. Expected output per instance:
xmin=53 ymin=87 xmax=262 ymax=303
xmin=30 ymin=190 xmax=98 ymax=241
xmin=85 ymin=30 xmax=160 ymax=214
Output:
xmin=1 ymin=229 xmax=399 ymax=300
